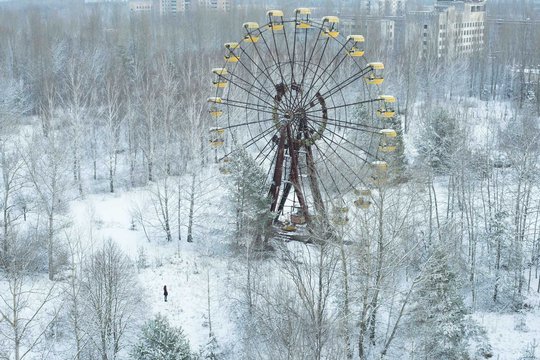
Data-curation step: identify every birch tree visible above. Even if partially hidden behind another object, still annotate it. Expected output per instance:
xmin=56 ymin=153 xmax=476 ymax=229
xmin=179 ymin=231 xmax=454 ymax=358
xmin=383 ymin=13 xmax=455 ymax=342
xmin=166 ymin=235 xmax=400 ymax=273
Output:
xmin=80 ymin=240 xmax=143 ymax=360
xmin=0 ymin=233 xmax=60 ymax=360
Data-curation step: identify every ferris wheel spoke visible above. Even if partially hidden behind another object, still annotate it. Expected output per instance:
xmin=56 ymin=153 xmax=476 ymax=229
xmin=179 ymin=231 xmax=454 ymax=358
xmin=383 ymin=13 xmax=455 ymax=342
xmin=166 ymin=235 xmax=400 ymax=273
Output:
xmin=281 ymin=21 xmax=295 ymax=84
xmin=308 ymin=116 xmax=383 ymax=135
xmin=320 ymin=126 xmax=380 ymax=161
xmin=299 ymin=37 xmax=330 ymax=106
xmin=317 ymin=67 xmax=373 ymax=101
xmin=238 ymin=125 xmax=277 ymax=153
xmin=245 ymin=30 xmax=281 ymax=90
xmin=297 ymin=25 xmax=324 ymax=101
xmin=220 ymin=125 xmax=276 ymax=160
xmin=310 ymin=141 xmax=357 ymax=198
xmin=230 ymin=55 xmax=279 ymax=102
xmin=300 ymin=39 xmax=348 ymax=108
xmin=300 ymin=25 xmax=309 ymax=86
xmin=259 ymin=30 xmax=291 ymax=108
xmin=314 ymin=135 xmax=373 ymax=190
xmin=221 ymin=117 xmax=274 ymax=130
xmin=305 ymin=97 xmax=380 ymax=113
xmin=222 ymin=98 xmax=276 ymax=115
xmin=299 ymin=142 xmax=344 ymax=213
xmin=223 ymin=76 xmax=277 ymax=110
xmin=307 ymin=113 xmax=384 ymax=132
xmin=235 ymin=46 xmax=288 ymax=104
xmin=308 ymin=143 xmax=346 ymax=200
xmin=255 ymin=138 xmax=277 ymax=166
xmin=301 ymin=53 xmax=348 ymax=108
xmin=290 ymin=16 xmax=300 ymax=84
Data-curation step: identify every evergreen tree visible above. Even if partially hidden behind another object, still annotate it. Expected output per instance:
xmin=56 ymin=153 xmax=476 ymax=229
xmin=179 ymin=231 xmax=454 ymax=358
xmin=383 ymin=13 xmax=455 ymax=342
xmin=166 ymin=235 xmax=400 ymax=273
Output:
xmin=407 ymin=250 xmax=471 ymax=359
xmin=417 ymin=108 xmax=463 ymax=174
xmin=227 ymin=148 xmax=273 ymax=247
xmin=198 ymin=335 xmax=222 ymax=359
xmin=131 ymin=315 xmax=192 ymax=360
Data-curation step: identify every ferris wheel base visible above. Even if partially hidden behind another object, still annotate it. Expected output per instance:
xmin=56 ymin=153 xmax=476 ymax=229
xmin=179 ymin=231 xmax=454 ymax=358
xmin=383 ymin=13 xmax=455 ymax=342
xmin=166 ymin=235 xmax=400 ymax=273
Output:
xmin=272 ymin=223 xmax=312 ymax=244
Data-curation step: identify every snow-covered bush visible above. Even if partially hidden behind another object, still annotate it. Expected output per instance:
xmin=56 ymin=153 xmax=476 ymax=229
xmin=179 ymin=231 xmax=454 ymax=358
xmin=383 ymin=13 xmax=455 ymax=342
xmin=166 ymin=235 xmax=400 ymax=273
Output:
xmin=131 ymin=314 xmax=193 ymax=360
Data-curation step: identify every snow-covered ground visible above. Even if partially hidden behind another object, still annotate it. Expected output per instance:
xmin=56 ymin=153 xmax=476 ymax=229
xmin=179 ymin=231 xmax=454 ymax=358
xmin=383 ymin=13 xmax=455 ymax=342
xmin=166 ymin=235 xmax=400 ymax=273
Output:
xmin=475 ymin=307 xmax=540 ymax=359
xmin=68 ymin=173 xmax=242 ymax=356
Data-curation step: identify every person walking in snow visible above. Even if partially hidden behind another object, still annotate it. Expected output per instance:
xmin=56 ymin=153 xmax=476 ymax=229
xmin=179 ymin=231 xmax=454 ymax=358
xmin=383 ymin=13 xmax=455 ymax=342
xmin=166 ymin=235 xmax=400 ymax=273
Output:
xmin=163 ymin=285 xmax=168 ymax=302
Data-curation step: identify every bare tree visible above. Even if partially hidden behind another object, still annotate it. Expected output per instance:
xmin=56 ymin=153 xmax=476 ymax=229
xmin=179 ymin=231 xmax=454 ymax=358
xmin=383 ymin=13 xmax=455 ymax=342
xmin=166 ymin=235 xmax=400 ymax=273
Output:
xmin=59 ymin=46 xmax=102 ymax=196
xmin=0 ymin=232 xmax=60 ymax=360
xmin=25 ymin=95 xmax=70 ymax=281
xmin=150 ymin=176 xmax=176 ymax=242
xmin=0 ymin=78 xmax=28 ymax=259
xmin=98 ymin=65 xmax=126 ymax=193
xmin=80 ymin=240 xmax=143 ymax=360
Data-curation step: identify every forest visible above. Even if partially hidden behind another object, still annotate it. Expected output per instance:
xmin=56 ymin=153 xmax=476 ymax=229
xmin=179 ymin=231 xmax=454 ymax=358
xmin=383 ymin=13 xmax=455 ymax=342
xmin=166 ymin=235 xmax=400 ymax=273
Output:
xmin=1 ymin=0 xmax=540 ymax=359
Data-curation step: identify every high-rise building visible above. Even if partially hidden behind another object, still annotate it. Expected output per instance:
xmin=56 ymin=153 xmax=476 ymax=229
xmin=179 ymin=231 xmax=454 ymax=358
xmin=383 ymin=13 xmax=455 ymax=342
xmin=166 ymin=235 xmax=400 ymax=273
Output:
xmin=129 ymin=0 xmax=152 ymax=11
xmin=407 ymin=0 xmax=486 ymax=60
xmin=379 ymin=0 xmax=405 ymax=16
xmin=157 ymin=0 xmax=230 ymax=13
xmin=201 ymin=0 xmax=230 ymax=11
xmin=159 ymin=0 xmax=178 ymax=14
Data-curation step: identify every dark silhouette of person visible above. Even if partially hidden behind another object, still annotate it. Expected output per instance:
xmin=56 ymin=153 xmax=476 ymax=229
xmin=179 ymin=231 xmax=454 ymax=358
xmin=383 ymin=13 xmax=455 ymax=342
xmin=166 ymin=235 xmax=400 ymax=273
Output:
xmin=163 ymin=285 xmax=168 ymax=302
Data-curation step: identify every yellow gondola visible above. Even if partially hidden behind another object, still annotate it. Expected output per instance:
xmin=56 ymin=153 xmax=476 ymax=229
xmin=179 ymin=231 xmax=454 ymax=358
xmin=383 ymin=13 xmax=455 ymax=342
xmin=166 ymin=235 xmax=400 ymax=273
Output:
xmin=347 ymin=35 xmax=365 ymax=57
xmin=219 ymin=156 xmax=231 ymax=175
xmin=372 ymin=160 xmax=388 ymax=171
xmin=365 ymin=62 xmax=384 ymax=85
xmin=354 ymin=188 xmax=372 ymax=209
xmin=224 ymin=42 xmax=240 ymax=63
xmin=379 ymin=129 xmax=397 ymax=153
xmin=282 ymin=221 xmax=297 ymax=232
xmin=243 ymin=22 xmax=260 ymax=43
xmin=376 ymin=95 xmax=396 ymax=118
xmin=267 ymin=10 xmax=284 ymax=31
xmin=207 ymin=97 xmax=223 ymax=104
xmin=295 ymin=7 xmax=311 ymax=29
xmin=332 ymin=206 xmax=349 ymax=225
xmin=209 ymin=127 xmax=225 ymax=148
xmin=209 ymin=107 xmax=223 ymax=118
xmin=212 ymin=68 xmax=228 ymax=76
xmin=212 ymin=68 xmax=228 ymax=88
xmin=371 ymin=161 xmax=388 ymax=185
xmin=224 ymin=54 xmax=239 ymax=63
xmin=322 ymin=16 xmax=339 ymax=38
xmin=207 ymin=97 xmax=223 ymax=117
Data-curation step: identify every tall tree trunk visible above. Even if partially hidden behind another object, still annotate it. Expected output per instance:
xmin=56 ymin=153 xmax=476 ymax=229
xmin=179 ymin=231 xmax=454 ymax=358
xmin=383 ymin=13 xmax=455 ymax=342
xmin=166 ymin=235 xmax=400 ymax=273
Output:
xmin=187 ymin=174 xmax=195 ymax=243
xmin=368 ymin=191 xmax=385 ymax=344
xmin=339 ymin=231 xmax=352 ymax=359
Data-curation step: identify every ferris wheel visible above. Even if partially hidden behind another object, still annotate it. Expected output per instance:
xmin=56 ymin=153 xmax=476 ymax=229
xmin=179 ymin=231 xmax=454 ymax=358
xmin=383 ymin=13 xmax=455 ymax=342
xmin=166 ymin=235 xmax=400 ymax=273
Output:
xmin=208 ymin=8 xmax=400 ymax=230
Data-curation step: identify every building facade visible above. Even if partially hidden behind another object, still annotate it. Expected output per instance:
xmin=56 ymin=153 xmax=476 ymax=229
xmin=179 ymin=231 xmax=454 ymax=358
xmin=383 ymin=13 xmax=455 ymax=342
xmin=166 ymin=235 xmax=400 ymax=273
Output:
xmin=379 ymin=0 xmax=405 ymax=16
xmin=156 ymin=0 xmax=229 ymax=13
xmin=129 ymin=0 xmax=152 ymax=11
xmin=407 ymin=0 xmax=485 ymax=60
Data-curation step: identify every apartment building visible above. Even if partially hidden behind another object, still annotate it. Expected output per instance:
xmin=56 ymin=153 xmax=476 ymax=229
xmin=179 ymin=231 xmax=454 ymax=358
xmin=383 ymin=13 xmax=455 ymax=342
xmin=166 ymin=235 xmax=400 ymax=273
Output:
xmin=200 ymin=0 xmax=230 ymax=11
xmin=129 ymin=0 xmax=152 ymax=11
xmin=407 ymin=0 xmax=486 ymax=60
xmin=156 ymin=0 xmax=229 ymax=13
xmin=379 ymin=0 xmax=405 ymax=16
